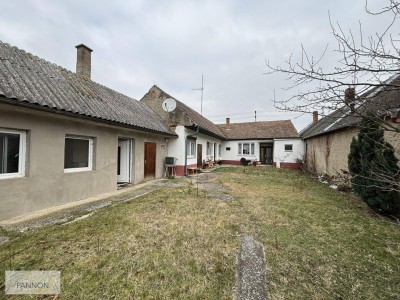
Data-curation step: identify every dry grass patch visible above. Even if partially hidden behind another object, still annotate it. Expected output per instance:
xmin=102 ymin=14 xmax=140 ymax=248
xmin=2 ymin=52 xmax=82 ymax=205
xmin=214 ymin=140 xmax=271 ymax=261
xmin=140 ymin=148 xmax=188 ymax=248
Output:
xmin=0 ymin=187 xmax=238 ymax=299
xmin=1 ymin=167 xmax=399 ymax=299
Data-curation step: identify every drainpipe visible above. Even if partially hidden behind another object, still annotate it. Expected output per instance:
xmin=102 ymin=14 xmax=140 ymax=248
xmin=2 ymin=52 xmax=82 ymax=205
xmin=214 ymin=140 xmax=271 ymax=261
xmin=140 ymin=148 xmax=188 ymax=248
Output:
xmin=184 ymin=124 xmax=200 ymax=176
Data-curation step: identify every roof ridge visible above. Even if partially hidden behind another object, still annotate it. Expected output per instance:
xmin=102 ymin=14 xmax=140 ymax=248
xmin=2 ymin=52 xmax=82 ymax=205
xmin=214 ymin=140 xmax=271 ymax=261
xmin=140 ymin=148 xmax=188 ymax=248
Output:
xmin=216 ymin=119 xmax=292 ymax=125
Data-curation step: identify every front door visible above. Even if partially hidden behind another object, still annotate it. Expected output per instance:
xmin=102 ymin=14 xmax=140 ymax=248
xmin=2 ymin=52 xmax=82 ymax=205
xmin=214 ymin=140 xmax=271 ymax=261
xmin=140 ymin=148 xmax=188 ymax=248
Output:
xmin=197 ymin=144 xmax=203 ymax=167
xmin=260 ymin=145 xmax=273 ymax=165
xmin=117 ymin=139 xmax=131 ymax=183
xmin=144 ymin=142 xmax=156 ymax=179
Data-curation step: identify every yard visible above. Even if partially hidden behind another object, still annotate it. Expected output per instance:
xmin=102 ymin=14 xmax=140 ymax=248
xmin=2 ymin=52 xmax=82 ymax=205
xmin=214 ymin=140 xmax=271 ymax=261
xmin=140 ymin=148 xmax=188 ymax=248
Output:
xmin=1 ymin=167 xmax=399 ymax=299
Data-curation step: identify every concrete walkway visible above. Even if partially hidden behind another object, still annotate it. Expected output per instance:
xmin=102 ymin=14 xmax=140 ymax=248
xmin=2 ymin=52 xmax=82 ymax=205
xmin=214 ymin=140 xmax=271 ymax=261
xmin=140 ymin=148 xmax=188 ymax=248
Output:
xmin=236 ymin=234 xmax=269 ymax=300
xmin=0 ymin=177 xmax=187 ymax=232
xmin=0 ymin=171 xmax=228 ymax=232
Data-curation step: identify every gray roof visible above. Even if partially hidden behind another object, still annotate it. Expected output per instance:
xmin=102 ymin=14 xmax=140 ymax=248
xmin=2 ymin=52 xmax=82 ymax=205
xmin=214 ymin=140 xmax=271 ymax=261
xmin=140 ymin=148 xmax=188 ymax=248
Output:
xmin=151 ymin=86 xmax=227 ymax=139
xmin=301 ymin=74 xmax=400 ymax=139
xmin=0 ymin=41 xmax=176 ymax=136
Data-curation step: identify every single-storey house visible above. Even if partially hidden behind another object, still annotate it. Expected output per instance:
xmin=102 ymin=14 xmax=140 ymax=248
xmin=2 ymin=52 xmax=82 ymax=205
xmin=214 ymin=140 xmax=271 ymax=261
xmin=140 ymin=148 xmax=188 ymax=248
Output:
xmin=217 ymin=119 xmax=303 ymax=168
xmin=0 ymin=40 xmax=304 ymax=221
xmin=300 ymin=74 xmax=400 ymax=177
xmin=141 ymin=86 xmax=304 ymax=174
xmin=141 ymin=85 xmax=225 ymax=176
xmin=0 ymin=42 xmax=176 ymax=220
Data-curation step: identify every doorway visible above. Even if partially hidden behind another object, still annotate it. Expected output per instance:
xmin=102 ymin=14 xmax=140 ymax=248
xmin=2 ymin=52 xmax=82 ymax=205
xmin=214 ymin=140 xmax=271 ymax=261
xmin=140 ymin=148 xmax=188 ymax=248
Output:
xmin=197 ymin=144 xmax=203 ymax=167
xmin=144 ymin=142 xmax=156 ymax=179
xmin=117 ymin=138 xmax=132 ymax=183
xmin=260 ymin=144 xmax=273 ymax=165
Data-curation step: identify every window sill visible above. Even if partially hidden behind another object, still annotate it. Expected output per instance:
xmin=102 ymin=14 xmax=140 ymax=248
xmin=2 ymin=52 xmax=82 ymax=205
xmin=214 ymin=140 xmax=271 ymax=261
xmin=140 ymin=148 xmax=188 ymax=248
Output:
xmin=64 ymin=168 xmax=92 ymax=173
xmin=0 ymin=173 xmax=25 ymax=180
xmin=187 ymin=156 xmax=195 ymax=159
xmin=284 ymin=151 xmax=293 ymax=152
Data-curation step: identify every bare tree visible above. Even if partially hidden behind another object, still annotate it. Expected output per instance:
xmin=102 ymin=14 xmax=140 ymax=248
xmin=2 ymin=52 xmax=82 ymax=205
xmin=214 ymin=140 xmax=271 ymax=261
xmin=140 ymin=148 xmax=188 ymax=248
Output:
xmin=266 ymin=0 xmax=400 ymax=125
xmin=266 ymin=1 xmax=400 ymax=202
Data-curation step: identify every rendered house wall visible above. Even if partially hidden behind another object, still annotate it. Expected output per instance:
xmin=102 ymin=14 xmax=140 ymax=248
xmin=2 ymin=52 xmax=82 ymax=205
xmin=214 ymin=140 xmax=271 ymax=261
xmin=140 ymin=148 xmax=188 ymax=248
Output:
xmin=221 ymin=140 xmax=265 ymax=164
xmin=221 ymin=139 xmax=304 ymax=168
xmin=305 ymin=127 xmax=358 ymax=176
xmin=273 ymin=138 xmax=304 ymax=169
xmin=0 ymin=104 xmax=168 ymax=220
xmin=305 ymin=124 xmax=399 ymax=176
xmin=167 ymin=126 xmax=222 ymax=176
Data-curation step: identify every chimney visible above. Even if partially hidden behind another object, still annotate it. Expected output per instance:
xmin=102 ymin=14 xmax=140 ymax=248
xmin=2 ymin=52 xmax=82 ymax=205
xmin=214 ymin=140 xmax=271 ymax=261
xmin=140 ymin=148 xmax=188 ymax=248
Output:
xmin=75 ymin=44 xmax=93 ymax=79
xmin=226 ymin=117 xmax=230 ymax=128
xmin=344 ymin=87 xmax=355 ymax=105
xmin=312 ymin=111 xmax=318 ymax=124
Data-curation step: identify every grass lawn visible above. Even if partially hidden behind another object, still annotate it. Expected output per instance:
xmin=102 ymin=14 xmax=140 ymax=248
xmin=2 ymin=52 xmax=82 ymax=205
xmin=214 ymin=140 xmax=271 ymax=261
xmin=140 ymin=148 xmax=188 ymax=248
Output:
xmin=1 ymin=167 xmax=399 ymax=299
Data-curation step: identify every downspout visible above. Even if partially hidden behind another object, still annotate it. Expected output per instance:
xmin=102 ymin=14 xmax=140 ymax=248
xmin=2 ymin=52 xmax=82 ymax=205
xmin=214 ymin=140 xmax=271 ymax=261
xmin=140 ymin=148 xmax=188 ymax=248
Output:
xmin=184 ymin=124 xmax=200 ymax=176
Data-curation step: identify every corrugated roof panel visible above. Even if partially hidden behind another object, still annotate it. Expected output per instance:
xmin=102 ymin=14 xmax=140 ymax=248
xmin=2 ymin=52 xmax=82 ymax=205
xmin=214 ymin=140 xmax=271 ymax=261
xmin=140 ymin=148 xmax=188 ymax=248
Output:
xmin=0 ymin=41 xmax=175 ymax=135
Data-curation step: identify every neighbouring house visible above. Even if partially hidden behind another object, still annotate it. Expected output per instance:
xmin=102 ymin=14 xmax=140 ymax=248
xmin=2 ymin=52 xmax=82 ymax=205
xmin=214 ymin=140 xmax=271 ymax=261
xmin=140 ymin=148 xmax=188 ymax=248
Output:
xmin=0 ymin=42 xmax=176 ymax=220
xmin=300 ymin=74 xmax=400 ymax=177
xmin=217 ymin=118 xmax=304 ymax=169
xmin=141 ymin=86 xmax=304 ymax=174
xmin=141 ymin=85 xmax=225 ymax=176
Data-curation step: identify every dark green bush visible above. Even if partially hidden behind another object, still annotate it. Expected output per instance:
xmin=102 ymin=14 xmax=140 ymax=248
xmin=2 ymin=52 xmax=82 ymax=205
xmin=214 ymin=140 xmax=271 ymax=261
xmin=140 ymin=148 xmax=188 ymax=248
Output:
xmin=348 ymin=112 xmax=400 ymax=216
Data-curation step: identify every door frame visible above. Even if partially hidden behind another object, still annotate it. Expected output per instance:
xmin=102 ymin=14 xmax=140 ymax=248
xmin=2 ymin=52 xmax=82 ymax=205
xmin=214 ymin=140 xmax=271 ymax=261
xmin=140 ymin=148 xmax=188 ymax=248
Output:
xmin=260 ymin=143 xmax=273 ymax=165
xmin=117 ymin=138 xmax=133 ymax=184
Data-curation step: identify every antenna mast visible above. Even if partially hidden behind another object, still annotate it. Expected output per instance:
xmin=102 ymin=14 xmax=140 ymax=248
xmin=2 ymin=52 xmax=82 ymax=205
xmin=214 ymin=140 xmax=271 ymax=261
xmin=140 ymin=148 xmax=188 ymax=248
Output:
xmin=192 ymin=75 xmax=204 ymax=116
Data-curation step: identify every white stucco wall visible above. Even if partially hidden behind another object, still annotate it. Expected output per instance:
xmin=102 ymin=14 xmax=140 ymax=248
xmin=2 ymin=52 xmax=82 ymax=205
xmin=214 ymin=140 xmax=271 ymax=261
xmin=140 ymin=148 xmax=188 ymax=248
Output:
xmin=273 ymin=138 xmax=304 ymax=164
xmin=220 ymin=138 xmax=304 ymax=164
xmin=166 ymin=125 xmax=185 ymax=166
xmin=185 ymin=128 xmax=222 ymax=166
xmin=221 ymin=140 xmax=272 ymax=162
xmin=166 ymin=125 xmax=222 ymax=167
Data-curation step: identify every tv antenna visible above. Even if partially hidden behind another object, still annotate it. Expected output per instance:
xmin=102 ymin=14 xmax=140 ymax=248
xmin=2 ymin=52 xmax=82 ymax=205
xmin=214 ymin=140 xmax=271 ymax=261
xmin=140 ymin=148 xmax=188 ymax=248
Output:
xmin=192 ymin=74 xmax=204 ymax=116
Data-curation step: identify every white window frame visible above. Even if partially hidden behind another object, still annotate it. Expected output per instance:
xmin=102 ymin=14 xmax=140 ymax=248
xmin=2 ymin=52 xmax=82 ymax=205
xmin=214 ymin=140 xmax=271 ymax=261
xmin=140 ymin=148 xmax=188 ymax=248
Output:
xmin=238 ymin=142 xmax=255 ymax=155
xmin=187 ymin=140 xmax=196 ymax=158
xmin=0 ymin=128 xmax=26 ymax=179
xmin=64 ymin=135 xmax=93 ymax=173
xmin=284 ymin=144 xmax=293 ymax=152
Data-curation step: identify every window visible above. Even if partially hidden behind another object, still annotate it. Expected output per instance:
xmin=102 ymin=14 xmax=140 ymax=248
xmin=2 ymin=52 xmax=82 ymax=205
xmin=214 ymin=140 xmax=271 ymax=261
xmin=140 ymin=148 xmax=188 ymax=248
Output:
xmin=64 ymin=136 xmax=93 ymax=172
xmin=206 ymin=142 xmax=211 ymax=156
xmin=187 ymin=141 xmax=196 ymax=157
xmin=0 ymin=129 xmax=26 ymax=179
xmin=238 ymin=142 xmax=255 ymax=155
xmin=226 ymin=147 xmax=231 ymax=151
xmin=218 ymin=144 xmax=221 ymax=157
xmin=284 ymin=144 xmax=293 ymax=151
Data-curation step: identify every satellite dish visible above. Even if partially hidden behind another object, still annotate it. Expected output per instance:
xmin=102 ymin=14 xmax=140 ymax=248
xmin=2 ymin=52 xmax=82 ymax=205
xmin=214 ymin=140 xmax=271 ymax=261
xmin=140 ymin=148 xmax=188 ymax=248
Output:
xmin=162 ymin=98 xmax=176 ymax=112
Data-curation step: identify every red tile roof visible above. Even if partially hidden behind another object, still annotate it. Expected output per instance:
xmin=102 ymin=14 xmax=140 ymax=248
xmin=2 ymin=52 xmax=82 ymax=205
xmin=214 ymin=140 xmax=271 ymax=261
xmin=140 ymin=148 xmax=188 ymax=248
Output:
xmin=217 ymin=120 xmax=299 ymax=140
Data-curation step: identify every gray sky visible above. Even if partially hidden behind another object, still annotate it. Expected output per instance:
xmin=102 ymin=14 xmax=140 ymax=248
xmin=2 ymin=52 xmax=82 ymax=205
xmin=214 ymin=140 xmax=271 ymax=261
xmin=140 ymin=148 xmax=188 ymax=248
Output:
xmin=0 ymin=0 xmax=391 ymax=130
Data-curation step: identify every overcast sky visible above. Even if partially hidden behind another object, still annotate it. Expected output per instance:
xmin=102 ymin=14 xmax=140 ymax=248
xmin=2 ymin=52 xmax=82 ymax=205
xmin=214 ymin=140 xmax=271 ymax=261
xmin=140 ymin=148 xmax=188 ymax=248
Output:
xmin=0 ymin=0 xmax=392 ymax=130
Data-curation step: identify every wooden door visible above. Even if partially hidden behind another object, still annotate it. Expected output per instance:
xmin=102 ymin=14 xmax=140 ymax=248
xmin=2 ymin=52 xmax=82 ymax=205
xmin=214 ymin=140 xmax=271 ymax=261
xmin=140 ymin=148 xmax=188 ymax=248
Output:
xmin=144 ymin=142 xmax=156 ymax=178
xmin=197 ymin=144 xmax=203 ymax=167
xmin=266 ymin=147 xmax=273 ymax=165
xmin=260 ymin=146 xmax=273 ymax=165
xmin=260 ymin=147 xmax=266 ymax=164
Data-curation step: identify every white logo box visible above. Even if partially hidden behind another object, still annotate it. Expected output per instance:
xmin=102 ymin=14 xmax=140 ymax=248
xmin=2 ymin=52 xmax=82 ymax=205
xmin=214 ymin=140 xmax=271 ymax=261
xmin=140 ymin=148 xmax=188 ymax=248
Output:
xmin=5 ymin=270 xmax=61 ymax=295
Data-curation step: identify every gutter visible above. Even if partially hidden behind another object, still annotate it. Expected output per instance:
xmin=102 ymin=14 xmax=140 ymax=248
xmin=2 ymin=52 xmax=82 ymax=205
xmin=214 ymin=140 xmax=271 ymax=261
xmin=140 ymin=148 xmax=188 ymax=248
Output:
xmin=0 ymin=96 xmax=177 ymax=137
xmin=184 ymin=124 xmax=200 ymax=176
